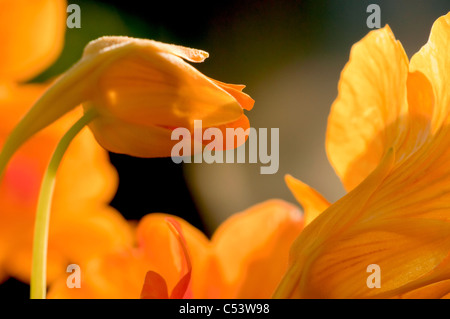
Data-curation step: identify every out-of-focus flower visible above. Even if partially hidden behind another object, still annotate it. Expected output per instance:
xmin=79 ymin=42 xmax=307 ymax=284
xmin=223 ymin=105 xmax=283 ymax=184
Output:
xmin=275 ymin=13 xmax=450 ymax=299
xmin=48 ymin=200 xmax=303 ymax=299
xmin=1 ymin=36 xmax=254 ymax=165
xmin=0 ymin=0 xmax=66 ymax=83
xmin=0 ymin=0 xmax=133 ymax=284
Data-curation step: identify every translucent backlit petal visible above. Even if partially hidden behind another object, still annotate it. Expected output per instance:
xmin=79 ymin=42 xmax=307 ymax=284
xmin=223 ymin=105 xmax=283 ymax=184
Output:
xmin=326 ymin=26 xmax=409 ymax=191
xmin=410 ymin=12 xmax=450 ymax=132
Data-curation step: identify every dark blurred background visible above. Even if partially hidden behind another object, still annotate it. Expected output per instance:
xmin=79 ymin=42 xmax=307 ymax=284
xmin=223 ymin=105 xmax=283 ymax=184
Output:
xmin=2 ymin=0 xmax=450 ymax=299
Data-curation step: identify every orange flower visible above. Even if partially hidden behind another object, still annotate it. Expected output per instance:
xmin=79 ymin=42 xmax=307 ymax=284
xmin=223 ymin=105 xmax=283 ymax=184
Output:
xmin=1 ymin=36 xmax=254 ymax=165
xmin=0 ymin=0 xmax=133 ymax=284
xmin=274 ymin=12 xmax=450 ymax=298
xmin=47 ymin=200 xmax=303 ymax=299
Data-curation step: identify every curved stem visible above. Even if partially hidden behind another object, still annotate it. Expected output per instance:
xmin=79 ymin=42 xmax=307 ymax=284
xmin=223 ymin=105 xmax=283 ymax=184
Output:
xmin=30 ymin=108 xmax=97 ymax=299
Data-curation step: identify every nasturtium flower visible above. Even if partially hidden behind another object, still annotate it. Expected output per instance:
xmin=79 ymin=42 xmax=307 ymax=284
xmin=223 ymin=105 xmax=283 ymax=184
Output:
xmin=0 ymin=0 xmax=133 ymax=284
xmin=274 ymin=12 xmax=450 ymax=299
xmin=47 ymin=200 xmax=303 ymax=299
xmin=2 ymin=36 xmax=254 ymax=164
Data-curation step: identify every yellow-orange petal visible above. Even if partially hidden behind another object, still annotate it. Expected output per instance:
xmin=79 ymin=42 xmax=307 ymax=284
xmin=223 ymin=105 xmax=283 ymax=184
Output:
xmin=209 ymin=199 xmax=303 ymax=298
xmin=285 ymin=174 xmax=330 ymax=226
xmin=275 ymin=148 xmax=394 ymax=298
xmin=0 ymin=0 xmax=66 ymax=82
xmin=410 ymin=12 xmax=450 ymax=132
xmin=300 ymin=218 xmax=450 ymax=298
xmin=326 ymin=26 xmax=409 ymax=191
xmin=401 ymin=71 xmax=434 ymax=157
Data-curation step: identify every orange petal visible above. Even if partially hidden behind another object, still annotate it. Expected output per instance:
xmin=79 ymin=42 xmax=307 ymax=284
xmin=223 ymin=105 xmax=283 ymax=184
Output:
xmin=0 ymin=0 xmax=66 ymax=82
xmin=86 ymin=115 xmax=176 ymax=157
xmin=210 ymin=199 xmax=303 ymax=298
xmin=410 ymin=12 xmax=450 ymax=132
xmin=398 ymin=280 xmax=450 ymax=299
xmin=285 ymin=174 xmax=330 ymax=226
xmin=326 ymin=26 xmax=409 ymax=191
xmin=49 ymin=206 xmax=133 ymax=269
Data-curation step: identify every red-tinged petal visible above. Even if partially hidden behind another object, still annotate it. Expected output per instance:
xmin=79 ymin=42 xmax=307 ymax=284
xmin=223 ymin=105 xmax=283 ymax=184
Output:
xmin=139 ymin=218 xmax=193 ymax=299
xmin=137 ymin=214 xmax=208 ymax=297
xmin=166 ymin=218 xmax=193 ymax=299
xmin=140 ymin=271 xmax=169 ymax=299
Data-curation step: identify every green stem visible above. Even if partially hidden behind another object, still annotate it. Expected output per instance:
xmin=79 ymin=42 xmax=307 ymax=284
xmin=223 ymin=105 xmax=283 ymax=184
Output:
xmin=30 ymin=108 xmax=97 ymax=299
